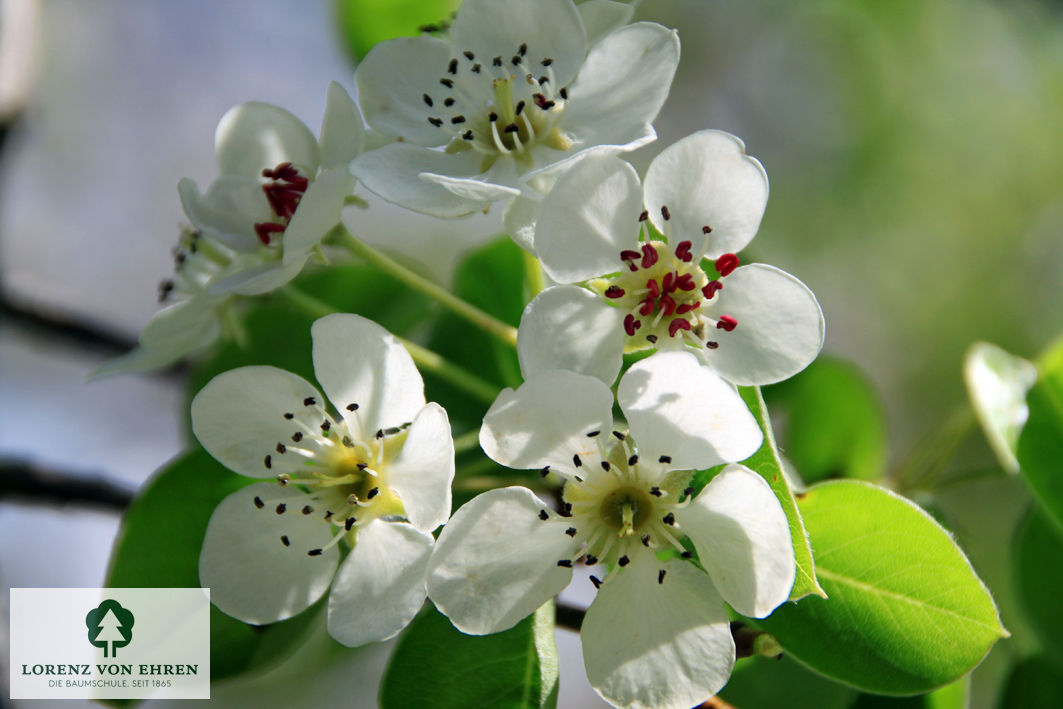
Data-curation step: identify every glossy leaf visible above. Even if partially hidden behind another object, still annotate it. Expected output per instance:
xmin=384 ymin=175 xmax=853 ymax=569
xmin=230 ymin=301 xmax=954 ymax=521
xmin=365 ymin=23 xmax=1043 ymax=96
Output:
xmin=964 ymin=342 xmax=1037 ymax=474
xmin=380 ymin=603 xmax=558 ymax=709
xmin=1013 ymin=507 xmax=1063 ymax=665
xmin=720 ymin=655 xmax=855 ymax=709
xmin=336 ymin=0 xmax=462 ymax=62
xmin=1016 ymin=340 xmax=1063 ymax=535
xmin=758 ymin=480 xmax=1007 ymax=695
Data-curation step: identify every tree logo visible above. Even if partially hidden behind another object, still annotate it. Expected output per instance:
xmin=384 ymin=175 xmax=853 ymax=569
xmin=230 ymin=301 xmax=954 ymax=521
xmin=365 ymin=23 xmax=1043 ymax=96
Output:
xmin=85 ymin=599 xmax=134 ymax=658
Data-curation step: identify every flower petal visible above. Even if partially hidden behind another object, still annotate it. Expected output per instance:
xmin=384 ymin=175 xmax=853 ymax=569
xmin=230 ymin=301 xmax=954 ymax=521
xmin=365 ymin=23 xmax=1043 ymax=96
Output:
xmin=387 ymin=403 xmax=455 ymax=533
xmin=582 ymin=555 xmax=735 ymax=709
xmin=215 ymin=102 xmax=319 ymax=178
xmin=282 ymin=167 xmax=354 ymax=265
xmin=480 ymin=370 xmax=614 ymax=476
xmin=354 ymin=35 xmax=453 ymax=145
xmin=676 ymin=464 xmax=795 ymax=618
xmin=199 ymin=483 xmax=339 ymax=624
xmin=351 ymin=143 xmax=500 ymax=217
xmin=206 ymin=257 xmax=307 ymax=297
xmin=319 ymin=81 xmax=365 ymax=169
xmin=310 ymin=313 xmax=425 ymax=436
xmin=427 ymin=487 xmax=576 ymax=634
xmin=704 ymin=264 xmax=825 ymax=386
xmin=643 ymin=130 xmax=769 ymax=258
xmin=417 ymin=170 xmax=521 ymax=204
xmin=327 ymin=519 xmax=433 ymax=647
xmin=177 ymin=176 xmax=267 ymax=252
xmin=191 ymin=366 xmax=325 ymax=478
xmin=619 ymin=351 xmax=762 ymax=470
xmin=534 ymin=153 xmax=641 ymax=283
xmin=503 ymin=192 xmax=542 ymax=253
xmin=566 ymin=23 xmax=680 ymax=151
xmin=578 ymin=0 xmax=635 ymax=44
xmin=517 ymin=286 xmax=626 ymax=385
xmin=139 ymin=295 xmax=222 ymax=355
xmin=452 ymin=0 xmax=587 ymax=87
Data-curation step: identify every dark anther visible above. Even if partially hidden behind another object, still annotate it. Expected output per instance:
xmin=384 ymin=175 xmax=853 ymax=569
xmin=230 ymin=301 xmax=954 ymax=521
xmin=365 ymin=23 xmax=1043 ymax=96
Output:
xmin=493 ymin=56 xmax=503 ymax=66
xmin=681 ymin=550 xmax=693 ymax=559
xmin=519 ymin=42 xmax=527 ymax=56
xmin=324 ymin=510 xmax=334 ymax=519
xmin=302 ymin=505 xmax=313 ymax=515
xmin=658 ymin=569 xmax=667 ymax=584
xmin=638 ymin=210 xmax=649 ymax=222
xmin=573 ymin=454 xmax=583 ymax=467
xmin=472 ymin=63 xmax=481 ymax=73
xmin=281 ymin=535 xmax=290 ymax=547
xmin=557 ymin=559 xmax=572 ymax=568
xmin=702 ymin=225 xmax=713 ymax=234
xmin=646 ymin=334 xmax=658 ymax=344
xmin=684 ymin=487 xmax=694 ymax=498
xmin=357 ymin=463 xmax=368 ymax=470
xmin=512 ymin=55 xmax=521 ymax=65
xmin=346 ymin=517 xmax=356 ymax=531
xmin=428 ymin=117 xmax=444 ymax=127
xmin=515 ymin=100 xmax=525 ymax=115
xmin=540 ymin=466 xmax=551 ymax=478
xmin=661 ymin=205 xmax=671 ymax=221
xmin=659 ymin=455 xmax=672 ymax=464
xmin=276 ymin=442 xmax=286 ymax=454
xmin=253 ymin=496 xmax=264 ymax=509
xmin=463 ymin=130 xmax=474 ymax=140
xmin=303 ymin=397 xmax=316 ymax=406
xmin=264 ymin=455 xmax=272 ymax=469
xmin=368 ymin=487 xmax=380 ymax=499
xmin=650 ymin=486 xmax=662 ymax=497
xmin=347 ymin=402 xmax=359 ymax=411
xmin=565 ymin=527 xmax=578 ymax=537
xmin=586 ymin=430 xmax=600 ymax=438
xmin=342 ymin=436 xmax=355 ymax=447
xmin=585 ymin=555 xmax=598 ymax=565
xmin=604 ymin=285 xmax=625 ymax=299
xmin=444 ymin=97 xmax=456 ymax=107
xmin=504 ymin=123 xmax=520 ymax=133
xmin=464 ymin=50 xmax=475 ymax=60
xmin=559 ymin=87 xmax=568 ymax=99
xmin=641 ymin=534 xmax=651 ymax=547
xmin=321 ymin=420 xmax=331 ymax=432
xmin=706 ymin=341 xmax=719 ymax=349
xmin=618 ymin=555 xmax=630 ymax=567
xmin=601 ymin=461 xmax=611 ymax=471
xmin=375 ymin=429 xmax=385 ymax=439
xmin=590 ymin=575 xmax=602 ymax=589
xmin=439 ymin=78 xmax=454 ymax=88
xmin=308 ymin=549 xmax=323 ymax=557
xmin=539 ymin=509 xmax=549 ymax=521
xmin=422 ymin=93 xmax=433 ymax=107
xmin=385 ymin=426 xmax=401 ymax=436
xmin=451 ymin=115 xmax=466 ymax=124
xmin=562 ymin=502 xmax=573 ymax=516
xmin=276 ymin=503 xmax=287 ymax=514
xmin=628 ymin=455 xmax=639 ymax=466
xmin=612 ymin=431 xmax=626 ymax=440
xmin=663 ymin=512 xmax=676 ymax=526
xmin=489 ymin=111 xmax=499 ymax=122
xmin=541 ymin=57 xmax=553 ymax=66
xmin=283 ymin=412 xmax=294 ymax=420
xmin=448 ymin=58 xmax=458 ymax=74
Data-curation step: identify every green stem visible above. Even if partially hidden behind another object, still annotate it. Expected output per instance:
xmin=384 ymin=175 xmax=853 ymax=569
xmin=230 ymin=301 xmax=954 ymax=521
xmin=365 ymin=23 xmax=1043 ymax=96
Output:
xmin=523 ymin=249 xmax=545 ymax=299
xmin=340 ymin=228 xmax=519 ymax=348
xmin=893 ymin=407 xmax=975 ymax=492
xmin=276 ymin=286 xmax=501 ymax=406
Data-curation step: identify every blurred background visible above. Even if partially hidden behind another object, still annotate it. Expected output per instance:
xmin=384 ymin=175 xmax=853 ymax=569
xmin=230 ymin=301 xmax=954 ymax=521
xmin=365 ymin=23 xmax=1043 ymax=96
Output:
xmin=1 ymin=0 xmax=1061 ymax=706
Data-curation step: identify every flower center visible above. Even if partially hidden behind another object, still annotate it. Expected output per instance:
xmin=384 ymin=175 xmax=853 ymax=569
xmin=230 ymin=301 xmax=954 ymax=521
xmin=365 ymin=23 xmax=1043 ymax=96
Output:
xmin=254 ymin=161 xmax=310 ymax=246
xmin=423 ymin=44 xmax=572 ymax=169
xmin=599 ymin=486 xmax=654 ymax=534
xmin=158 ymin=226 xmax=235 ymax=303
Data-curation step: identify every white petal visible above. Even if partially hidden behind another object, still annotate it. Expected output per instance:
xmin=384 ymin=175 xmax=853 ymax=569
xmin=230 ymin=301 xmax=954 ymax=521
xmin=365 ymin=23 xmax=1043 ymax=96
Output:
xmin=534 ymin=153 xmax=641 ymax=283
xmin=177 ymin=176 xmax=267 ymax=252
xmin=503 ymin=192 xmax=542 ymax=253
xmin=355 ymin=35 xmax=453 ymax=145
xmin=644 ymin=130 xmax=769 ymax=258
xmin=206 ymin=257 xmax=307 ymax=297
xmin=582 ymin=555 xmax=735 ymax=709
xmin=91 ymin=344 xmax=189 ymax=380
xmin=191 ymin=366 xmax=325 ymax=478
xmin=517 ymin=286 xmax=626 ymax=385
xmin=704 ymin=264 xmax=825 ymax=386
xmin=387 ymin=403 xmax=455 ymax=533
xmin=426 ymin=487 xmax=576 ymax=634
xmin=578 ymin=0 xmax=635 ymax=44
xmin=452 ymin=0 xmax=587 ymax=87
xmin=566 ymin=23 xmax=680 ymax=151
xmin=139 ymin=296 xmax=222 ymax=355
xmin=964 ymin=342 xmax=1038 ymax=474
xmin=619 ymin=351 xmax=762 ymax=469
xmin=351 ymin=143 xmax=499 ymax=217
xmin=677 ymin=465 xmax=795 ymax=618
xmin=310 ymin=313 xmax=425 ymax=436
xmin=523 ymin=129 xmax=656 ymax=184
xmin=282 ymin=167 xmax=354 ymax=265
xmin=319 ymin=81 xmax=365 ymax=169
xmin=215 ymin=102 xmax=320 ymax=178
xmin=327 ymin=520 xmax=433 ymax=647
xmin=480 ymin=370 xmax=614 ymax=476
xmin=418 ymin=171 xmax=520 ymax=203
xmin=199 ymin=483 xmax=339 ymax=624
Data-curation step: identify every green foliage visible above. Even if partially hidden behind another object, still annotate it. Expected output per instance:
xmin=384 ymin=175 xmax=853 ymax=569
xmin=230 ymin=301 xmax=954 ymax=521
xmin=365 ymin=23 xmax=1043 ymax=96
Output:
xmin=720 ymin=655 xmax=856 ymax=709
xmin=849 ymin=678 xmax=968 ymax=708
xmin=1017 ymin=340 xmax=1063 ymax=535
xmin=998 ymin=656 xmax=1063 ymax=709
xmin=757 ymin=480 xmax=1006 ymax=695
xmin=380 ymin=603 xmax=558 ymax=709
xmin=1013 ymin=507 xmax=1063 ymax=665
xmin=335 ymin=0 xmax=462 ymax=62
xmin=105 ymin=450 xmax=319 ymax=685
xmin=766 ymin=356 xmax=887 ymax=483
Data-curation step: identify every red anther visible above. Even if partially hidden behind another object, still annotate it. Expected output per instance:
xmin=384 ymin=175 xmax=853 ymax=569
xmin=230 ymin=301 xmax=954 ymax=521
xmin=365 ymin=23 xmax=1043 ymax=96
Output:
xmin=620 ymin=249 xmax=641 ymax=272
xmin=604 ymin=285 xmax=625 ymax=299
xmin=661 ymin=205 xmax=671 ymax=221
xmin=660 ymin=295 xmax=676 ymax=317
xmin=676 ymin=302 xmax=701 ymax=314
xmin=254 ymin=222 xmax=286 ymax=245
xmin=638 ymin=298 xmax=655 ymax=316
xmin=640 ymin=244 xmax=659 ymax=269
xmin=715 ymin=253 xmax=740 ymax=277
xmin=668 ymin=318 xmax=692 ymax=337
xmin=661 ymin=271 xmax=676 ymax=294
xmin=674 ymin=240 xmax=693 ymax=262
xmin=262 ymin=162 xmax=292 ymax=179
xmin=624 ymin=314 xmax=641 ymax=336
xmin=702 ymin=225 xmax=713 ymax=234
xmin=702 ymin=280 xmax=723 ymax=299
xmin=533 ymin=93 xmax=549 ymax=109
xmin=676 ymin=273 xmax=696 ymax=291
xmin=717 ymin=315 xmax=738 ymax=332
xmin=646 ymin=279 xmax=660 ymax=299
xmin=638 ymin=210 xmax=649 ymax=222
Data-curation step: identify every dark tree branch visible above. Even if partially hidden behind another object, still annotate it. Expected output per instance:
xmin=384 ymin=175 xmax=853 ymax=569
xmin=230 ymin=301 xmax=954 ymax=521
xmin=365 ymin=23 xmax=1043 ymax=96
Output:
xmin=0 ymin=291 xmax=138 ymax=356
xmin=0 ymin=458 xmax=135 ymax=512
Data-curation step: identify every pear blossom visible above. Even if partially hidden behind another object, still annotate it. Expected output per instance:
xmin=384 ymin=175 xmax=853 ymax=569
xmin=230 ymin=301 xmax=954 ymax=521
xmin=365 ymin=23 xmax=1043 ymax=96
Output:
xmin=427 ymin=353 xmax=795 ymax=709
xmin=349 ymin=0 xmax=680 ymax=234
xmin=517 ymin=130 xmax=826 ymax=387
xmin=94 ymin=84 xmax=364 ymax=377
xmin=191 ymin=313 xmax=454 ymax=647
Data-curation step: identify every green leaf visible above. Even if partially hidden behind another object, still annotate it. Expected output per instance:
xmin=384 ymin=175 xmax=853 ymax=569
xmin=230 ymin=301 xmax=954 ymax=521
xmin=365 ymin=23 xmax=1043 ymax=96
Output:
xmin=848 ymin=677 xmax=968 ymax=708
xmin=720 ymin=655 xmax=856 ymax=709
xmin=335 ymin=0 xmax=462 ymax=62
xmin=739 ymin=386 xmax=826 ymax=600
xmin=105 ymin=450 xmax=319 ymax=684
xmin=1013 ymin=507 xmax=1063 ymax=665
xmin=765 ymin=356 xmax=887 ymax=482
xmin=998 ymin=656 xmax=1063 ymax=708
xmin=963 ymin=342 xmax=1037 ymax=475
xmin=758 ymin=480 xmax=1007 ymax=695
xmin=1017 ymin=340 xmax=1063 ymax=535
xmin=380 ymin=603 xmax=558 ymax=709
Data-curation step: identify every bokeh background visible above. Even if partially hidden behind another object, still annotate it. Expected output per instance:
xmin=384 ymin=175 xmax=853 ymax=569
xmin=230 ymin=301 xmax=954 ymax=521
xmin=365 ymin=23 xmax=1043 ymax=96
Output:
xmin=2 ymin=0 xmax=1061 ymax=706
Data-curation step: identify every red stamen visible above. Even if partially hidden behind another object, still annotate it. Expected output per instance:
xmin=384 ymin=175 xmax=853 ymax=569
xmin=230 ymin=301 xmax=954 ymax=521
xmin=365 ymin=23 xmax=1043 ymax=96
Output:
xmin=624 ymin=314 xmax=641 ymax=336
xmin=641 ymin=244 xmax=659 ymax=269
xmin=674 ymin=241 xmax=693 ymax=262
xmin=604 ymin=285 xmax=625 ymax=299
xmin=676 ymin=302 xmax=701 ymax=314
xmin=638 ymin=298 xmax=655 ymax=316
xmin=676 ymin=273 xmax=696 ymax=291
xmin=715 ymin=253 xmax=740 ymax=277
xmin=638 ymin=210 xmax=649 ymax=222
xmin=254 ymin=222 xmax=286 ymax=245
xmin=702 ymin=280 xmax=723 ymax=299
xmin=660 ymin=295 xmax=676 ymax=317
xmin=668 ymin=318 xmax=692 ymax=337
xmin=646 ymin=279 xmax=660 ymax=299
xmin=620 ymin=249 xmax=641 ymax=272
xmin=717 ymin=315 xmax=738 ymax=332
xmin=661 ymin=271 xmax=676 ymax=294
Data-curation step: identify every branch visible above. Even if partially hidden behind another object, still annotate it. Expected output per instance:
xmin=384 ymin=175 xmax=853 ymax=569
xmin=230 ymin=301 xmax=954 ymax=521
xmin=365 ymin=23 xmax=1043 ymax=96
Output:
xmin=0 ymin=458 xmax=135 ymax=512
xmin=0 ymin=291 xmax=137 ymax=355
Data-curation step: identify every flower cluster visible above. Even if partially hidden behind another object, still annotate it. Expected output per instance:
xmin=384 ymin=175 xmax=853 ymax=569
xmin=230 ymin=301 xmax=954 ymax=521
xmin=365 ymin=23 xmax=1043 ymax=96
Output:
xmin=109 ymin=1 xmax=828 ymax=707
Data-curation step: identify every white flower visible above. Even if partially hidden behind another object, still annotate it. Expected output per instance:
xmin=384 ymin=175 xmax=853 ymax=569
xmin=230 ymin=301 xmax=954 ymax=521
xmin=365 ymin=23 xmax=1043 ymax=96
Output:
xmin=349 ymin=0 xmax=680 ymax=225
xmin=427 ymin=353 xmax=795 ymax=709
xmin=517 ymin=129 xmax=826 ymax=387
xmin=191 ymin=313 xmax=455 ymax=647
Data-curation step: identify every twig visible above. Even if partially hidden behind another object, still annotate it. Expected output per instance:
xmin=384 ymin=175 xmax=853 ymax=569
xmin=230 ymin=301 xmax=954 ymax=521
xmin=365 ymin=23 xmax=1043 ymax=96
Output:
xmin=0 ymin=458 xmax=135 ymax=512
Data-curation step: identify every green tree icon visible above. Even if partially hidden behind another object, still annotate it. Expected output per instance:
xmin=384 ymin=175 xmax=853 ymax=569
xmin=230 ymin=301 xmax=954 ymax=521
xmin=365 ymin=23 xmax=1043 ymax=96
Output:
xmin=85 ymin=599 xmax=134 ymax=658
